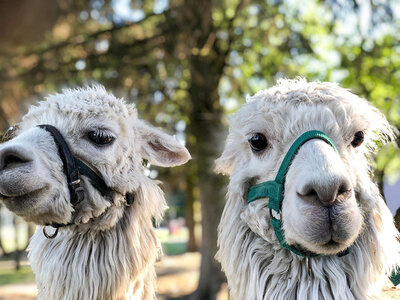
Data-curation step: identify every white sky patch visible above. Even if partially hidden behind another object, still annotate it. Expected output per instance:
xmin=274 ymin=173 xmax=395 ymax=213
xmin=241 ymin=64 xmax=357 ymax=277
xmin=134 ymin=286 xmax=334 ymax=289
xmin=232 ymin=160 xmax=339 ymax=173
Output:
xmin=175 ymin=132 xmax=186 ymax=146
xmin=224 ymin=97 xmax=239 ymax=111
xmin=95 ymin=40 xmax=110 ymax=53
xmin=80 ymin=11 xmax=89 ymax=21
xmin=329 ymin=69 xmax=350 ymax=83
xmin=90 ymin=9 xmax=100 ymax=20
xmin=154 ymin=0 xmax=169 ymax=14
xmin=75 ymin=59 xmax=86 ymax=70
xmin=175 ymin=120 xmax=186 ymax=132
xmin=357 ymin=0 xmax=372 ymax=37
xmin=111 ymin=0 xmax=144 ymax=22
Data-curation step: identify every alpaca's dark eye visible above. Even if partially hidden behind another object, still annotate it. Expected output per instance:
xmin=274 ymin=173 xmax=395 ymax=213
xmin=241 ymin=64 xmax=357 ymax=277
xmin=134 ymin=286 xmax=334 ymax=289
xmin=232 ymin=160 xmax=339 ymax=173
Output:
xmin=88 ymin=130 xmax=115 ymax=146
xmin=249 ymin=133 xmax=268 ymax=152
xmin=351 ymin=131 xmax=364 ymax=148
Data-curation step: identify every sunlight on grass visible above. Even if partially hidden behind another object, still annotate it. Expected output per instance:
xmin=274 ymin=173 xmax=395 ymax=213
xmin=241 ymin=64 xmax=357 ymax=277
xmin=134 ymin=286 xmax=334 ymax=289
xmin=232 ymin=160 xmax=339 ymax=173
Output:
xmin=0 ymin=265 xmax=34 ymax=285
xmin=156 ymin=227 xmax=189 ymax=255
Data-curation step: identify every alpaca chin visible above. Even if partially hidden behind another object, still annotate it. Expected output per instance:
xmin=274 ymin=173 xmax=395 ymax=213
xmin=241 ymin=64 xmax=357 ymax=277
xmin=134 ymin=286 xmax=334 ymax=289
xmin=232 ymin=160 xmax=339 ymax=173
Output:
xmin=283 ymin=197 xmax=364 ymax=256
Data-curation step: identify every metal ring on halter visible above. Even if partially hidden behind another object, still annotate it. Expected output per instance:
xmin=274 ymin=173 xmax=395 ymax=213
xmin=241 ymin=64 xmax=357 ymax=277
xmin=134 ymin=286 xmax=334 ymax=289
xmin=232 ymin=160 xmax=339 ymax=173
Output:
xmin=269 ymin=208 xmax=281 ymax=220
xmin=43 ymin=226 xmax=59 ymax=239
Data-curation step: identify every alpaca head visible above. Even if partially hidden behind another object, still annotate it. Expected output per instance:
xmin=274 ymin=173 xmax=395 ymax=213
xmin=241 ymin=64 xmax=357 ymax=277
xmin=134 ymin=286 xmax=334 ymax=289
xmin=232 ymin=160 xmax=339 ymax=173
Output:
xmin=0 ymin=85 xmax=190 ymax=227
xmin=216 ymin=78 xmax=393 ymax=256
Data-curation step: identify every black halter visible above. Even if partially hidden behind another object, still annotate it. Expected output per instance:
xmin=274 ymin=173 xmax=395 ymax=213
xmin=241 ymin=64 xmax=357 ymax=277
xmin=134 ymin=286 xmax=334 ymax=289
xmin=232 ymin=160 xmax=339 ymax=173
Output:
xmin=38 ymin=124 xmax=134 ymax=238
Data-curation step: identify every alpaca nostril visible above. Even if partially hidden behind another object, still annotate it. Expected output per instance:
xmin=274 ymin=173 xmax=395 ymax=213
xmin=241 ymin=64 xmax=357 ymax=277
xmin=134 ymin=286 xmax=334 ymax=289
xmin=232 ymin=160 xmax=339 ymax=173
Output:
xmin=0 ymin=147 xmax=32 ymax=171
xmin=298 ymin=178 xmax=353 ymax=207
xmin=336 ymin=179 xmax=353 ymax=202
xmin=297 ymin=186 xmax=319 ymax=204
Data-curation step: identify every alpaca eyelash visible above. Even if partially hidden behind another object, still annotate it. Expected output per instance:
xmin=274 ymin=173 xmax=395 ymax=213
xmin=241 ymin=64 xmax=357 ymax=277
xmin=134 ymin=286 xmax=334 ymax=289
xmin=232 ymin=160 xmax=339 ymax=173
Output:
xmin=87 ymin=129 xmax=115 ymax=146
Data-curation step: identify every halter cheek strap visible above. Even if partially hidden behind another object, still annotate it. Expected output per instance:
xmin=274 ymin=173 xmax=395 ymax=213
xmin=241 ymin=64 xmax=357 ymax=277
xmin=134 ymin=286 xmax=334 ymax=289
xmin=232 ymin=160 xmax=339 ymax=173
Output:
xmin=247 ymin=130 xmax=350 ymax=257
xmin=391 ymin=269 xmax=400 ymax=286
xmin=38 ymin=124 xmax=135 ymax=237
xmin=38 ymin=125 xmax=86 ymax=205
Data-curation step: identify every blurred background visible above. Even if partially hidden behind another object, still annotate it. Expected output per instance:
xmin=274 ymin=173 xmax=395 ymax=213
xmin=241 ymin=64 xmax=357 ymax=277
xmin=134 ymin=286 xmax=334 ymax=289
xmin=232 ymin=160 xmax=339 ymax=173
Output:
xmin=0 ymin=0 xmax=399 ymax=299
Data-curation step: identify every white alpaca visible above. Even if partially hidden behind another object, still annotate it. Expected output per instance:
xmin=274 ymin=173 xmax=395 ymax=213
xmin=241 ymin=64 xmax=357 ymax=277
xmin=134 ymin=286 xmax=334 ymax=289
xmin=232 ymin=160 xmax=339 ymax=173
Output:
xmin=0 ymin=85 xmax=190 ymax=299
xmin=216 ymin=79 xmax=400 ymax=300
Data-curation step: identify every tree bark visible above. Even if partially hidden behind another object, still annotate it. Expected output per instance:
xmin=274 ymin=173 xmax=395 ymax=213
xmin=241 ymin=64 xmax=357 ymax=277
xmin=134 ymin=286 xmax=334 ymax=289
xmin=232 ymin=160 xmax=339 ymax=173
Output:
xmin=185 ymin=163 xmax=198 ymax=252
xmin=181 ymin=0 xmax=237 ymax=298
xmin=188 ymin=53 xmax=227 ymax=298
xmin=185 ymin=13 xmax=228 ymax=298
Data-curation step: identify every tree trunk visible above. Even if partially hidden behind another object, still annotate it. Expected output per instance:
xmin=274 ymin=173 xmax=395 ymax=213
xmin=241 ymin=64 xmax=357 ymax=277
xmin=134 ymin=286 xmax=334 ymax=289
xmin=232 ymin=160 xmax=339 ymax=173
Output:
xmin=185 ymin=163 xmax=197 ymax=252
xmin=182 ymin=1 xmax=229 ymax=298
xmin=187 ymin=45 xmax=228 ymax=300
xmin=188 ymin=57 xmax=227 ymax=298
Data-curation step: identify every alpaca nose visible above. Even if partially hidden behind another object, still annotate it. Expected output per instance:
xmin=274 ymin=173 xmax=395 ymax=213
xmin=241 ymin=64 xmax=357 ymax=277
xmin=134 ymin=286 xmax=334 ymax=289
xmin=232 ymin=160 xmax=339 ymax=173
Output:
xmin=297 ymin=177 xmax=352 ymax=207
xmin=0 ymin=145 xmax=33 ymax=172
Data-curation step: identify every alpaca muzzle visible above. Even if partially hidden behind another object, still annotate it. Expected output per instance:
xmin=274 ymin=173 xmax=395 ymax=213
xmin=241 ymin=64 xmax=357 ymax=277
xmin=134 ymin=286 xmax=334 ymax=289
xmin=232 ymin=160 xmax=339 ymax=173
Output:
xmin=247 ymin=130 xmax=352 ymax=257
xmin=38 ymin=124 xmax=134 ymax=238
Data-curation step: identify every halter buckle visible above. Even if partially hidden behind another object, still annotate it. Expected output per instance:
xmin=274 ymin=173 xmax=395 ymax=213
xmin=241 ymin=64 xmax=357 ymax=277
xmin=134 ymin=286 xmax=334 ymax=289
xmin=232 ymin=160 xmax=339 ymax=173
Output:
xmin=69 ymin=179 xmax=81 ymax=186
xmin=269 ymin=208 xmax=281 ymax=220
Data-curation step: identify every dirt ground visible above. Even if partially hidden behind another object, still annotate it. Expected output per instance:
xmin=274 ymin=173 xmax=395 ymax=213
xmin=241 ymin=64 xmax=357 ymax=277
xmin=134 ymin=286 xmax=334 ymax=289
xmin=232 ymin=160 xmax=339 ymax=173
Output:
xmin=0 ymin=252 xmax=398 ymax=299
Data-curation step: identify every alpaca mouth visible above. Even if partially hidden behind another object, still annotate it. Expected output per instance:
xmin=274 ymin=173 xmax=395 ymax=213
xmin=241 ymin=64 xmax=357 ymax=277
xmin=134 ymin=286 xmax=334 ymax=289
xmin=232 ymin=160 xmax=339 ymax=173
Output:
xmin=322 ymin=239 xmax=342 ymax=247
xmin=0 ymin=186 xmax=47 ymax=201
xmin=0 ymin=192 xmax=11 ymax=199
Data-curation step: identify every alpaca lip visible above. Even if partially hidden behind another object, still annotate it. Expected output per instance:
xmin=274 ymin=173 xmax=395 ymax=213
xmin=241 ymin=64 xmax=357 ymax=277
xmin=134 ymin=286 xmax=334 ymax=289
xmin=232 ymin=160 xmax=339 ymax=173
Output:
xmin=0 ymin=186 xmax=46 ymax=200
xmin=323 ymin=239 xmax=341 ymax=247
xmin=0 ymin=192 xmax=11 ymax=199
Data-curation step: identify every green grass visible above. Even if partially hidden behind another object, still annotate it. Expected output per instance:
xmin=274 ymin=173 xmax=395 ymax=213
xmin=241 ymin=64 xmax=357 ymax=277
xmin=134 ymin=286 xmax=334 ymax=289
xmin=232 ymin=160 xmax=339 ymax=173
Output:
xmin=0 ymin=265 xmax=35 ymax=285
xmin=0 ymin=227 xmax=190 ymax=286
xmin=157 ymin=227 xmax=189 ymax=255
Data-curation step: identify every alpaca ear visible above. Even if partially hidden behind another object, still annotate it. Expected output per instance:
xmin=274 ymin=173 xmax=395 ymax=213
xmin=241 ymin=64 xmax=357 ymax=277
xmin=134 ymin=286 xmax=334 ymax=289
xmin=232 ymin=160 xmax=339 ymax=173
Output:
xmin=215 ymin=136 xmax=240 ymax=175
xmin=136 ymin=121 xmax=191 ymax=167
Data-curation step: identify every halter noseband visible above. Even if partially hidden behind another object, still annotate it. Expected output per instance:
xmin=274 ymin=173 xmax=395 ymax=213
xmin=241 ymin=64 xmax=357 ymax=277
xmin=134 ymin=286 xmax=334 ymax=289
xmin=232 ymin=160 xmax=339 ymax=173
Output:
xmin=39 ymin=124 xmax=134 ymax=238
xmin=247 ymin=130 xmax=351 ymax=257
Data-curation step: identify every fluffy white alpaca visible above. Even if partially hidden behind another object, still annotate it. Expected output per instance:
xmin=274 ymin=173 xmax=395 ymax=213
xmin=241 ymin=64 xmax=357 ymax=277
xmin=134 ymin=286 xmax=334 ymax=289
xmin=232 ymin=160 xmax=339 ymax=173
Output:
xmin=216 ymin=79 xmax=400 ymax=300
xmin=0 ymin=85 xmax=190 ymax=299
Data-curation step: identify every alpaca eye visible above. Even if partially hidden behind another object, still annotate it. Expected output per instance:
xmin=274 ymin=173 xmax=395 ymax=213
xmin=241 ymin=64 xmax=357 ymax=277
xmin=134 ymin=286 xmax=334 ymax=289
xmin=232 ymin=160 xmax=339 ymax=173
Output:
xmin=88 ymin=130 xmax=115 ymax=146
xmin=249 ymin=133 xmax=268 ymax=152
xmin=351 ymin=131 xmax=364 ymax=148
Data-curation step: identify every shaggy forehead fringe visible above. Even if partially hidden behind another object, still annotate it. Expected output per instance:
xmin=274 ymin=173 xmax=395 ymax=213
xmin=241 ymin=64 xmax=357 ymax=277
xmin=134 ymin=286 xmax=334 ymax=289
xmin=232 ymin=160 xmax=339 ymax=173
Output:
xmin=247 ymin=78 xmax=347 ymax=104
xmin=25 ymin=84 xmax=137 ymax=120
xmin=240 ymin=78 xmax=394 ymax=151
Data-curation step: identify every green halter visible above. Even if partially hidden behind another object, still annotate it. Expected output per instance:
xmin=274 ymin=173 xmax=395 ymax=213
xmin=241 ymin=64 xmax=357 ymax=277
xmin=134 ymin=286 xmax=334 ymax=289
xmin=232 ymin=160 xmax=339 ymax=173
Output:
xmin=391 ymin=269 xmax=400 ymax=286
xmin=247 ymin=130 xmax=400 ymax=286
xmin=247 ymin=130 xmax=345 ymax=257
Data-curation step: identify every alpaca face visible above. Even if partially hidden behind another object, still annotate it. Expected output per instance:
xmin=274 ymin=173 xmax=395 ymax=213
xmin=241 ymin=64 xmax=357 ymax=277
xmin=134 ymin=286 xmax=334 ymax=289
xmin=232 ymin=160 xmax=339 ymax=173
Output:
xmin=217 ymin=79 xmax=392 ymax=256
xmin=0 ymin=86 xmax=190 ymax=226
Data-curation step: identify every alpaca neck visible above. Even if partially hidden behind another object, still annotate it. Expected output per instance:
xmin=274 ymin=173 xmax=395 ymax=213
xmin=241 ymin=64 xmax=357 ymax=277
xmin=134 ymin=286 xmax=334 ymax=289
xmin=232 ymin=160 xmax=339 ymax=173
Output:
xmin=28 ymin=190 xmax=163 ymax=300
